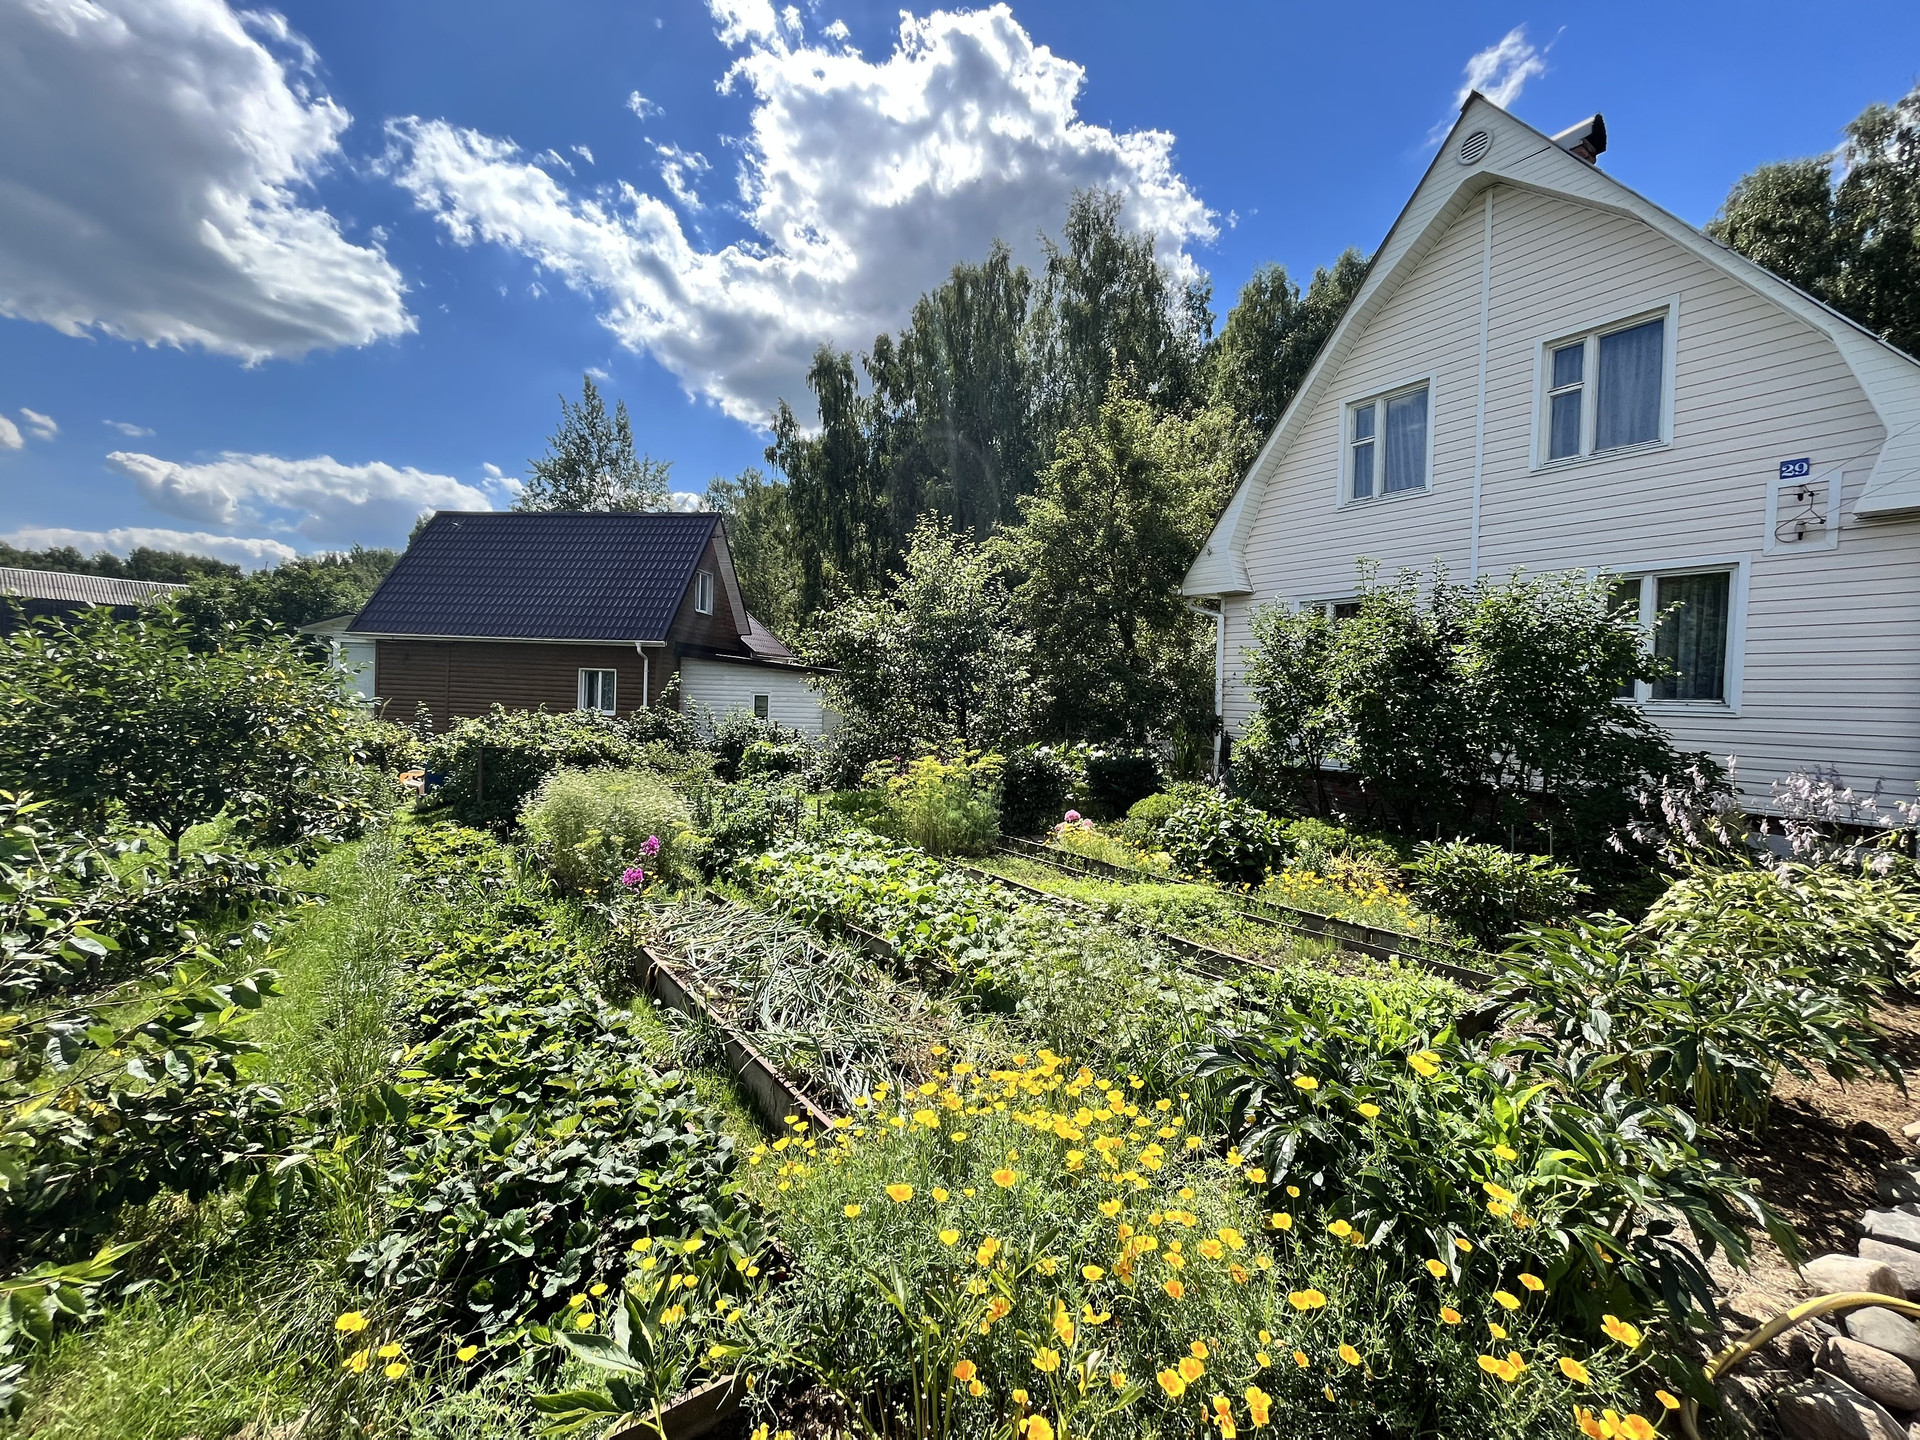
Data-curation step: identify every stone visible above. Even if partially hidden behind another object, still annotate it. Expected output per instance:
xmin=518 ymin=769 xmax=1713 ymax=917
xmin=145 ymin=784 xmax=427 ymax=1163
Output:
xmin=1865 ymin=1211 xmax=1920 ymax=1255
xmin=1901 ymin=1118 xmax=1920 ymax=1141
xmin=1822 ymin=1336 xmax=1920 ymax=1412
xmin=1728 ymin=1289 xmax=1784 ymax=1328
xmin=1845 ymin=1307 xmax=1920 ymax=1375
xmin=1805 ymin=1254 xmax=1907 ymax=1300
xmin=1764 ymin=1325 xmax=1820 ymax=1377
xmin=1862 ymin=1240 xmax=1920 ymax=1300
xmin=1776 ymin=1373 xmax=1908 ymax=1440
xmin=1880 ymin=1167 xmax=1920 ymax=1207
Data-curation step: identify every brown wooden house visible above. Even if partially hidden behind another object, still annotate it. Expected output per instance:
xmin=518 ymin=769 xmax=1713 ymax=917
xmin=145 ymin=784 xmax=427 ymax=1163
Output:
xmin=346 ymin=511 xmax=828 ymax=733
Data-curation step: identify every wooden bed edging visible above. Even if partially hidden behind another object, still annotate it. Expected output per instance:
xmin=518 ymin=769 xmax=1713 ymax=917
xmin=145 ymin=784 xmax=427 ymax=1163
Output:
xmin=995 ymin=838 xmax=1496 ymax=989
xmin=640 ymin=945 xmax=837 ymax=1133
xmin=602 ymin=1374 xmax=745 ymax=1440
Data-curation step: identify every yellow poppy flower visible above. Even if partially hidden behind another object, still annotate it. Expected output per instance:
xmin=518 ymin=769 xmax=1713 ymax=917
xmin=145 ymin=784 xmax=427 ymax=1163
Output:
xmin=1439 ymin=1307 xmax=1462 ymax=1325
xmin=843 ymin=1204 xmax=862 ymax=1218
xmin=992 ymin=1168 xmax=1018 ymax=1188
xmin=1179 ymin=1356 xmax=1205 ymax=1382
xmin=457 ymin=1345 xmax=479 ymax=1363
xmin=940 ymin=1229 xmax=960 ymax=1246
xmin=1292 ymin=1350 xmax=1310 ymax=1368
xmin=1292 ymin=1075 xmax=1319 ymax=1091
xmin=377 ymin=1342 xmax=402 ymax=1359
xmin=1425 ymin=1259 xmax=1446 ymax=1279
xmin=1558 ymin=1357 xmax=1591 ymax=1384
xmin=1519 ymin=1273 xmax=1544 ymax=1292
xmin=1158 ymin=1368 xmax=1187 ymax=1398
xmin=1164 ymin=1279 xmax=1185 ymax=1300
xmin=334 ymin=1311 xmax=368 ymax=1334
xmin=1033 ymin=1348 xmax=1062 ymax=1374
xmin=1338 ymin=1344 xmax=1361 ymax=1367
xmin=1493 ymin=1290 xmax=1521 ymax=1311
xmin=384 ymin=1360 xmax=407 ymax=1381
xmin=1601 ymin=1315 xmax=1643 ymax=1349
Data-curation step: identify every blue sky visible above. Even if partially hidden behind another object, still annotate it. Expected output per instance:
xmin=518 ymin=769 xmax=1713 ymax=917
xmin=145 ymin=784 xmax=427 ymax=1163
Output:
xmin=1 ymin=0 xmax=1916 ymax=566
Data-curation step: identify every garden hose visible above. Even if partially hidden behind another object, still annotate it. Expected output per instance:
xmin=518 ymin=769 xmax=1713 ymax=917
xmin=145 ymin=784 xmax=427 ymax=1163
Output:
xmin=1679 ymin=1291 xmax=1920 ymax=1440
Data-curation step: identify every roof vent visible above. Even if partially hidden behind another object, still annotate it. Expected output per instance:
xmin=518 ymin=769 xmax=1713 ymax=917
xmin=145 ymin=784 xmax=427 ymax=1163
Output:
xmin=1550 ymin=114 xmax=1607 ymax=165
xmin=1457 ymin=129 xmax=1492 ymax=166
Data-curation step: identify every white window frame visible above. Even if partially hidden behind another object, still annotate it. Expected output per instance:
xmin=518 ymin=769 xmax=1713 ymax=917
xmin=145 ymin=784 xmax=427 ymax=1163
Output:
xmin=1337 ymin=374 xmax=1435 ymax=507
xmin=1604 ymin=552 xmax=1747 ymax=714
xmin=693 ymin=569 xmax=715 ymax=615
xmin=1531 ymin=299 xmax=1679 ymax=470
xmin=1297 ymin=596 xmax=1362 ymax=620
xmin=577 ymin=667 xmax=618 ymax=715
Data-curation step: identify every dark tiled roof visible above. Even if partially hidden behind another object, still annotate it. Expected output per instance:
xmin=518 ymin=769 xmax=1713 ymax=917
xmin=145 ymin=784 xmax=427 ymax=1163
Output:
xmin=349 ymin=511 xmax=721 ymax=641
xmin=0 ymin=567 xmax=186 ymax=605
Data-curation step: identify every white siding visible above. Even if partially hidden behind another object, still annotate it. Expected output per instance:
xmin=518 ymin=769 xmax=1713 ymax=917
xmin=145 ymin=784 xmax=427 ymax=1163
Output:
xmin=678 ymin=658 xmax=834 ymax=738
xmin=1224 ymin=181 xmax=1920 ymax=809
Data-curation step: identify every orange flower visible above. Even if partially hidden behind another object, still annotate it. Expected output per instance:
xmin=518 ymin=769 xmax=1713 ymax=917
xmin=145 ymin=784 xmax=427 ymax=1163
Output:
xmin=953 ymin=1359 xmax=977 ymax=1382
xmin=1158 ymin=1368 xmax=1187 ymax=1398
xmin=886 ymin=1184 xmax=914 ymax=1203
xmin=1164 ymin=1279 xmax=1185 ymax=1300
xmin=1439 ymin=1306 xmax=1462 ymax=1325
xmin=992 ymin=1168 xmax=1018 ymax=1188
xmin=1600 ymin=1315 xmax=1642 ymax=1349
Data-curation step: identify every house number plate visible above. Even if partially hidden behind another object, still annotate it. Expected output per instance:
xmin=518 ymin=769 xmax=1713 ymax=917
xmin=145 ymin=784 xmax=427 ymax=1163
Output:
xmin=1778 ymin=457 xmax=1812 ymax=480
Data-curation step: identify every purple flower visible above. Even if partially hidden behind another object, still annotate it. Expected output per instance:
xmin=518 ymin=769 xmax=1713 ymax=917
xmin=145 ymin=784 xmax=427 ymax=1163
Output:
xmin=641 ymin=835 xmax=661 ymax=858
xmin=1063 ymin=810 xmax=1081 ymax=824
xmin=620 ymin=866 xmax=647 ymax=888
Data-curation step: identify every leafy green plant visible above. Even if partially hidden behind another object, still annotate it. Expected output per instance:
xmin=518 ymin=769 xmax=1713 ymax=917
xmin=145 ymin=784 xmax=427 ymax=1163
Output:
xmin=521 ymin=767 xmax=699 ymax=896
xmin=994 ymin=746 xmax=1078 ymax=839
xmin=422 ymin=707 xmax=693 ymax=828
xmin=868 ymin=754 xmax=1001 ymax=858
xmin=1189 ymin=1001 xmax=1790 ymax=1346
xmin=1277 ymin=818 xmax=1403 ymax=873
xmin=1080 ymin=749 xmax=1162 ymax=822
xmin=1118 ymin=784 xmax=1215 ymax=849
xmin=0 ymin=608 xmax=379 ymax=857
xmin=1402 ymin=841 xmax=1585 ymax=949
xmin=688 ymin=779 xmax=806 ymax=876
xmin=351 ymin=920 xmax=757 ymax=1351
xmin=1158 ymin=793 xmax=1288 ymax=886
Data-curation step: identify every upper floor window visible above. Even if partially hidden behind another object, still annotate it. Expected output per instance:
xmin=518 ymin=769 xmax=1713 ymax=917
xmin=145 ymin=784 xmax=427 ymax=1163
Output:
xmin=694 ymin=569 xmax=714 ymax=615
xmin=1345 ymin=381 xmax=1429 ymax=502
xmin=1540 ymin=311 xmax=1670 ymax=464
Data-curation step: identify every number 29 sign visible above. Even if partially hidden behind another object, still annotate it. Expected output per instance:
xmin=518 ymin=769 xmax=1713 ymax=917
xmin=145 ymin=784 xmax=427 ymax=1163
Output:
xmin=1778 ymin=457 xmax=1812 ymax=480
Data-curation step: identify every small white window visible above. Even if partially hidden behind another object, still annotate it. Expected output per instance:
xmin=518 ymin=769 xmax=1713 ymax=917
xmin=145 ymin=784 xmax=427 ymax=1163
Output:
xmin=752 ymin=694 xmax=769 ymax=720
xmin=1538 ymin=310 xmax=1671 ymax=464
xmin=694 ymin=570 xmax=714 ymax=615
xmin=578 ymin=668 xmax=618 ymax=714
xmin=1344 ymin=382 xmax=1429 ymax=502
xmin=1609 ymin=570 xmax=1732 ymax=704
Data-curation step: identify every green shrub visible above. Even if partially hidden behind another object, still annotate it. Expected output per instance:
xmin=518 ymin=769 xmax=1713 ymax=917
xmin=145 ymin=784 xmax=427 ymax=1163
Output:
xmin=872 ymin=753 xmax=1001 ymax=857
xmin=1159 ymin=793 xmax=1288 ymax=886
xmin=1190 ymin=994 xmax=1792 ymax=1347
xmin=1402 ymin=840 xmax=1585 ymax=949
xmin=996 ymin=745 xmax=1077 ymax=836
xmin=1119 ymin=783 xmax=1214 ymax=848
xmin=710 ymin=709 xmax=813 ymax=782
xmin=1278 ymin=817 xmax=1404 ymax=872
xmin=520 ymin=767 xmax=699 ymax=896
xmin=689 ymin=779 xmax=805 ymax=875
xmin=1080 ymin=748 xmax=1161 ymax=821
xmin=422 ymin=707 xmax=664 ymax=827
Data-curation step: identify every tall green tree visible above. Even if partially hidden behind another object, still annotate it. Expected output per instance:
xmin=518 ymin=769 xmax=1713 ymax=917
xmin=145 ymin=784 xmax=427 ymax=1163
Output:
xmin=1027 ymin=190 xmax=1211 ymax=458
xmin=0 ymin=610 xmax=372 ymax=856
xmin=811 ymin=518 xmax=1032 ymax=771
xmin=173 ymin=547 xmax=401 ymax=635
xmin=766 ymin=346 xmax=887 ymax=613
xmin=1710 ymin=83 xmax=1920 ymax=358
xmin=1001 ymin=378 xmax=1239 ymax=745
xmin=1206 ymin=250 xmax=1369 ymax=470
xmin=866 ymin=242 xmax=1036 ymax=540
xmin=705 ymin=467 xmax=804 ymax=638
xmin=0 ymin=543 xmax=238 ymax=583
xmin=517 ymin=375 xmax=672 ymax=513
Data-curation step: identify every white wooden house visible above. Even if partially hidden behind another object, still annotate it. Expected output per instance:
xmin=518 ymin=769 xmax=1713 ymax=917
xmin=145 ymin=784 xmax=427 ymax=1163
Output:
xmin=1183 ymin=94 xmax=1920 ymax=816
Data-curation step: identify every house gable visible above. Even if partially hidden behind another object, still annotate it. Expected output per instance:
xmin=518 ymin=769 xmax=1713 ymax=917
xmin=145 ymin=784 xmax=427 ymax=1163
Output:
xmin=1185 ymin=94 xmax=1920 ymax=598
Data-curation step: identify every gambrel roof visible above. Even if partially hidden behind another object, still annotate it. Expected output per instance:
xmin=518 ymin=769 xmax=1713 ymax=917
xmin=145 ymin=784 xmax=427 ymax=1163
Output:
xmin=1184 ymin=93 xmax=1920 ymax=597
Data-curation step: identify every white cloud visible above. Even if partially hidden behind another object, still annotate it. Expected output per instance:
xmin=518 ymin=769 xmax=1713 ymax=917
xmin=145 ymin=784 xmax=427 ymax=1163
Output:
xmin=19 ymin=408 xmax=57 ymax=440
xmin=1455 ymin=26 xmax=1547 ymax=112
xmin=668 ymin=491 xmax=706 ymax=512
xmin=0 ymin=417 xmax=21 ymax=451
xmin=105 ymin=450 xmax=492 ymax=546
xmin=654 ymin=143 xmax=712 ymax=211
xmin=0 ymin=0 xmax=411 ymax=361
xmin=104 ymin=418 xmax=155 ymax=437
xmin=1 ymin=525 xmax=298 ymax=568
xmin=387 ymin=3 xmax=1214 ymax=425
xmin=572 ymin=144 xmax=595 ymax=165
xmin=627 ymin=90 xmax=662 ymax=120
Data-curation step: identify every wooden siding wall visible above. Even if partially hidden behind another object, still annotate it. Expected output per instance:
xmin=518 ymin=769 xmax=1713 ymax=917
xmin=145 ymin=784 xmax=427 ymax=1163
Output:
xmin=678 ymin=658 xmax=833 ymax=737
xmin=1226 ymin=182 xmax=1919 ymax=805
xmin=374 ymin=639 xmax=665 ymax=730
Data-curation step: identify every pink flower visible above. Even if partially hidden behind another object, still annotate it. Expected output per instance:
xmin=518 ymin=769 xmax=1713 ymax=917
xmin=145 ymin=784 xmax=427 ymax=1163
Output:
xmin=620 ymin=866 xmax=647 ymax=888
xmin=641 ymin=835 xmax=661 ymax=858
xmin=1063 ymin=811 xmax=1081 ymax=824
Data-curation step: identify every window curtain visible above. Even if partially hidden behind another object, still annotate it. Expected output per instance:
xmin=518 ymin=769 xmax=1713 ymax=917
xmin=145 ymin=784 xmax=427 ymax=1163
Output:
xmin=1596 ymin=319 xmax=1663 ymax=450
xmin=1652 ymin=572 xmax=1729 ymax=701
xmin=1383 ymin=387 xmax=1428 ymax=493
